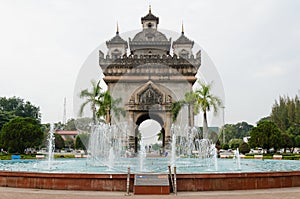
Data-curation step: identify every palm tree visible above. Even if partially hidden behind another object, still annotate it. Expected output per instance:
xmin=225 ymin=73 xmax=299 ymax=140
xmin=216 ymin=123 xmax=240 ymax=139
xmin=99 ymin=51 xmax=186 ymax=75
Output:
xmin=171 ymin=101 xmax=183 ymax=123
xmin=194 ymin=81 xmax=222 ymax=139
xmin=79 ymin=80 xmax=102 ymax=124
xmin=157 ymin=129 xmax=163 ymax=142
xmin=171 ymin=91 xmax=199 ymax=126
xmin=184 ymin=91 xmax=199 ymax=127
xmin=96 ymin=91 xmax=125 ymax=124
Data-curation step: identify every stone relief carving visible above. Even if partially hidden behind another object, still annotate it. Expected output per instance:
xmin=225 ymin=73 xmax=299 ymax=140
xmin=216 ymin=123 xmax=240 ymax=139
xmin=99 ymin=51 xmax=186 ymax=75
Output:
xmin=138 ymin=85 xmax=163 ymax=104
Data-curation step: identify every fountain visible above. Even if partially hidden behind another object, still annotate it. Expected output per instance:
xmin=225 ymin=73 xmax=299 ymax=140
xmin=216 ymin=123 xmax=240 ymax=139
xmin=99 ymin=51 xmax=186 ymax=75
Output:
xmin=235 ymin=148 xmax=241 ymax=170
xmin=47 ymin=123 xmax=55 ymax=169
xmin=1 ymin=122 xmax=300 ymax=191
xmin=170 ymin=126 xmax=176 ymax=168
xmin=139 ymin=137 xmax=146 ymax=172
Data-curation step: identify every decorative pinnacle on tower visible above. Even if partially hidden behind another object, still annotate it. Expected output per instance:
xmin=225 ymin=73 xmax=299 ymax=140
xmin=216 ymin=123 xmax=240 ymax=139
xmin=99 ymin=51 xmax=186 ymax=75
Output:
xmin=116 ymin=21 xmax=119 ymax=34
xmin=182 ymin=22 xmax=184 ymax=34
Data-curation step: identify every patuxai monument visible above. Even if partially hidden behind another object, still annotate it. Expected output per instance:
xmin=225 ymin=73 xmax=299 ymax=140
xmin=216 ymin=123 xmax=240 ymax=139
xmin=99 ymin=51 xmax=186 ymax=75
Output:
xmin=2 ymin=2 xmax=300 ymax=195
xmin=99 ymin=7 xmax=201 ymax=152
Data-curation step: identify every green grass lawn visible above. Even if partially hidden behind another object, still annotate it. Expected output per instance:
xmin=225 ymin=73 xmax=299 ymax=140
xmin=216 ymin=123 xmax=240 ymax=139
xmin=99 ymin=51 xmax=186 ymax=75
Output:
xmin=0 ymin=153 xmax=76 ymax=160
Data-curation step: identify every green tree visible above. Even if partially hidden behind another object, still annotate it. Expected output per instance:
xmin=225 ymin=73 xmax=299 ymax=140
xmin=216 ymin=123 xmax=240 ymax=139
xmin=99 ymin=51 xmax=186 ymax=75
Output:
xmin=0 ymin=110 xmax=15 ymax=131
xmin=295 ymin=135 xmax=300 ymax=148
xmin=239 ymin=142 xmax=250 ymax=154
xmin=220 ymin=122 xmax=253 ymax=144
xmin=79 ymin=80 xmax=102 ymax=124
xmin=229 ymin=138 xmax=243 ymax=149
xmin=221 ymin=143 xmax=229 ymax=150
xmin=151 ymin=143 xmax=162 ymax=151
xmin=271 ymin=95 xmax=300 ymax=132
xmin=157 ymin=129 xmax=163 ymax=142
xmin=171 ymin=92 xmax=199 ymax=126
xmin=234 ymin=122 xmax=253 ymax=138
xmin=171 ymin=101 xmax=183 ymax=122
xmin=54 ymin=122 xmax=64 ymax=130
xmin=248 ymin=121 xmax=282 ymax=153
xmin=65 ymin=138 xmax=75 ymax=149
xmin=0 ymin=117 xmax=43 ymax=153
xmin=270 ymin=95 xmax=300 ymax=152
xmin=96 ymin=91 xmax=125 ymax=124
xmin=257 ymin=116 xmax=271 ymax=123
xmin=183 ymin=92 xmax=199 ymax=126
xmin=281 ymin=133 xmax=294 ymax=153
xmin=220 ymin=124 xmax=237 ymax=143
xmin=54 ymin=133 xmax=65 ymax=150
xmin=271 ymin=96 xmax=289 ymax=131
xmin=295 ymin=96 xmax=300 ymax=123
xmin=194 ymin=81 xmax=222 ymax=139
xmin=0 ymin=96 xmax=40 ymax=120
xmin=75 ymin=134 xmax=88 ymax=150
xmin=74 ymin=117 xmax=93 ymax=132
xmin=64 ymin=118 xmax=76 ymax=130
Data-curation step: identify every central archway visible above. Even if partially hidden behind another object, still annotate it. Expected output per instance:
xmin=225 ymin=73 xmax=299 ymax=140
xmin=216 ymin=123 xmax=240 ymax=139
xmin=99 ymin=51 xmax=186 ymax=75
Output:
xmin=138 ymin=119 xmax=162 ymax=155
xmin=125 ymin=81 xmax=175 ymax=153
xmin=134 ymin=113 xmax=165 ymax=153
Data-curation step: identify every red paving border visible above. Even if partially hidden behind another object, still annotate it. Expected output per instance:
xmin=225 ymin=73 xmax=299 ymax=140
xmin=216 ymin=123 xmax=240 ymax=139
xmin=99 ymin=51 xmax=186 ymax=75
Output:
xmin=1 ymin=170 xmax=300 ymax=191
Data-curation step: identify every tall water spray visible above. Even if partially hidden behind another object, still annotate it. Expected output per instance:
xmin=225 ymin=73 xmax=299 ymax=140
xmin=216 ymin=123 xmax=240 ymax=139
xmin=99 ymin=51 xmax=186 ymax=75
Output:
xmin=88 ymin=123 xmax=125 ymax=168
xmin=139 ymin=137 xmax=146 ymax=172
xmin=235 ymin=148 xmax=241 ymax=170
xmin=170 ymin=127 xmax=176 ymax=167
xmin=211 ymin=144 xmax=218 ymax=171
xmin=47 ymin=123 xmax=55 ymax=169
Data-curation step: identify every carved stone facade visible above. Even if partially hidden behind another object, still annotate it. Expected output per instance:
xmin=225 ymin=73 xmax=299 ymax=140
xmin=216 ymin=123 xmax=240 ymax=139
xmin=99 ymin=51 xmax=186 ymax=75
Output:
xmin=99 ymin=8 xmax=201 ymax=150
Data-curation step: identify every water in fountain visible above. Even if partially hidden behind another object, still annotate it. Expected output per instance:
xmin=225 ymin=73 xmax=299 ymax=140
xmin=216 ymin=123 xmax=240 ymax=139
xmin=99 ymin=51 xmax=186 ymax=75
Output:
xmin=170 ymin=124 xmax=218 ymax=170
xmin=235 ymin=148 xmax=241 ymax=170
xmin=170 ymin=125 xmax=176 ymax=167
xmin=139 ymin=137 xmax=146 ymax=172
xmin=47 ymin=123 xmax=55 ymax=169
xmin=108 ymin=147 xmax=115 ymax=169
xmin=211 ymin=144 xmax=218 ymax=171
xmin=88 ymin=123 xmax=125 ymax=168
xmin=83 ymin=122 xmax=220 ymax=172
xmin=6 ymin=122 xmax=300 ymax=174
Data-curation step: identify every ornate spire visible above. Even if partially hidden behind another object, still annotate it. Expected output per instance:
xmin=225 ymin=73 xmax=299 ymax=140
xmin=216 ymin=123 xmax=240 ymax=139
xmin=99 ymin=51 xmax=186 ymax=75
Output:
xmin=173 ymin=23 xmax=194 ymax=46
xmin=141 ymin=5 xmax=159 ymax=24
xmin=106 ymin=22 xmax=128 ymax=47
xmin=116 ymin=21 xmax=119 ymax=34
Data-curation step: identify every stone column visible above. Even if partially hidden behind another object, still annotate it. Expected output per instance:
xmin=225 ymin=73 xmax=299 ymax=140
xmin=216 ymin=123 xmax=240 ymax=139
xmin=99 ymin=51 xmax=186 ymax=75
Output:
xmin=164 ymin=111 xmax=172 ymax=149
xmin=128 ymin=111 xmax=136 ymax=152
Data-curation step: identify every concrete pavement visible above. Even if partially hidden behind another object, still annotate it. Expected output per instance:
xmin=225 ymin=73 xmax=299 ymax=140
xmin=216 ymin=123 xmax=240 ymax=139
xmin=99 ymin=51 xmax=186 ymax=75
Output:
xmin=1 ymin=187 xmax=300 ymax=199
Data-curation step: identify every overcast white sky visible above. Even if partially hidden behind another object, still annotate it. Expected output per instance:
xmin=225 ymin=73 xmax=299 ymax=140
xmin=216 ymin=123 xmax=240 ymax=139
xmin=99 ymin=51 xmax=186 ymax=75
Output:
xmin=0 ymin=0 xmax=299 ymax=126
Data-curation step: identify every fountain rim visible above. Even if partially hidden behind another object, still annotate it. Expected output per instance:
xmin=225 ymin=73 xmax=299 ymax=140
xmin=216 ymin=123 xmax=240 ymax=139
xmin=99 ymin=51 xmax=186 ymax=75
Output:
xmin=1 ymin=170 xmax=300 ymax=191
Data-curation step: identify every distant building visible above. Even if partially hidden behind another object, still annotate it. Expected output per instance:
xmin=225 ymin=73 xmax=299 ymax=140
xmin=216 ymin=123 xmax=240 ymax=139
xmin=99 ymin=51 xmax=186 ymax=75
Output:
xmin=56 ymin=130 xmax=78 ymax=141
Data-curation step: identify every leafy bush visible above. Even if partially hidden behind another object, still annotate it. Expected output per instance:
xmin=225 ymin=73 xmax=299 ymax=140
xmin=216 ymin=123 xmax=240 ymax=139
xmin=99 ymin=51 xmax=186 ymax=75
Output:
xmin=54 ymin=154 xmax=75 ymax=159
xmin=239 ymin=142 xmax=250 ymax=154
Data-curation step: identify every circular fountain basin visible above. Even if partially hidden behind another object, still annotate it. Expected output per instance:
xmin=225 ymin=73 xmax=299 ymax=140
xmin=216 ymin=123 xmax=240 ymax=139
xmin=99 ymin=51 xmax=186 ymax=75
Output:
xmin=1 ymin=158 xmax=300 ymax=191
xmin=1 ymin=158 xmax=300 ymax=174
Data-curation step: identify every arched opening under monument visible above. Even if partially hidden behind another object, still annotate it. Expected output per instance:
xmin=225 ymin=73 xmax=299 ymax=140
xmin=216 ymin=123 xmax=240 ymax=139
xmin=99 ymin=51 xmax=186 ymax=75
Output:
xmin=138 ymin=119 xmax=162 ymax=155
xmin=134 ymin=113 xmax=165 ymax=153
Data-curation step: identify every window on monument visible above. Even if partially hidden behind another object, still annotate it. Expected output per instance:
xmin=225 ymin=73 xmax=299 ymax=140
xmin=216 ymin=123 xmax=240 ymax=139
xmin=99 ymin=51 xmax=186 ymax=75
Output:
xmin=147 ymin=23 xmax=153 ymax=28
xmin=112 ymin=49 xmax=121 ymax=59
xmin=138 ymin=119 xmax=162 ymax=153
xmin=179 ymin=49 xmax=189 ymax=59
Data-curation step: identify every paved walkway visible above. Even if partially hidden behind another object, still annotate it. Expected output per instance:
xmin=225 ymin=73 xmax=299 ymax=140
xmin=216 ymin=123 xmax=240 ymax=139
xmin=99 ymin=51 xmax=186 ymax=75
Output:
xmin=1 ymin=187 xmax=300 ymax=199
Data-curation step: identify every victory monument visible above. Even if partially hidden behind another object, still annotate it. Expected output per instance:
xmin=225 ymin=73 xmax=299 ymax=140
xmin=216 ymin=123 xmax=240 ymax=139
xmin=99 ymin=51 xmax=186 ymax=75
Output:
xmin=99 ymin=7 xmax=201 ymax=151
